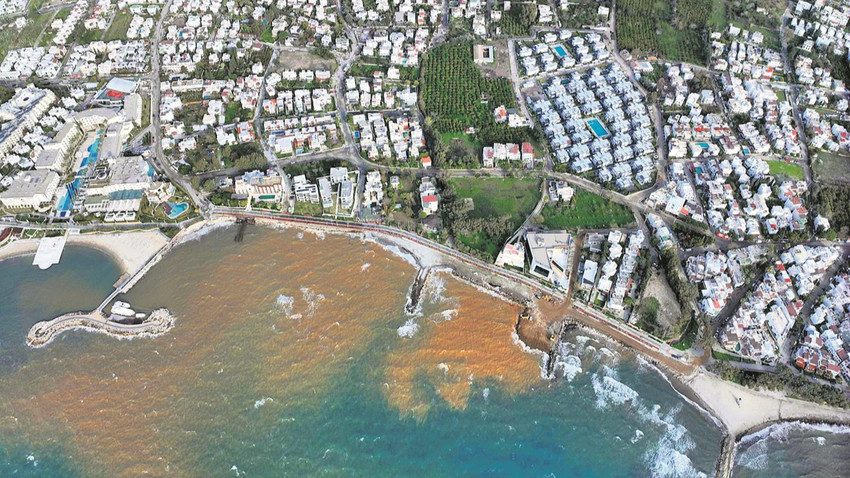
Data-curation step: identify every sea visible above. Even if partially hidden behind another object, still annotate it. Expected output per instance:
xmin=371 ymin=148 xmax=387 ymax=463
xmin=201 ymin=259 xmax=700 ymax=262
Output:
xmin=0 ymin=225 xmax=838 ymax=477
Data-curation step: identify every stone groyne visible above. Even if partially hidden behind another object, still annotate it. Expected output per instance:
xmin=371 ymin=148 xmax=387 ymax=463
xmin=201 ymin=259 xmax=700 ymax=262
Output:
xmin=27 ymin=308 xmax=175 ymax=348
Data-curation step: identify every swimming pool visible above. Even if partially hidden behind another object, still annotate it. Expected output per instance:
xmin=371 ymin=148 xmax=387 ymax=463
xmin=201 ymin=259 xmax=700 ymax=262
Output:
xmin=166 ymin=202 xmax=188 ymax=219
xmin=553 ymin=45 xmax=567 ymax=58
xmin=586 ymin=118 xmax=611 ymax=138
xmin=695 ymin=142 xmax=710 ymax=150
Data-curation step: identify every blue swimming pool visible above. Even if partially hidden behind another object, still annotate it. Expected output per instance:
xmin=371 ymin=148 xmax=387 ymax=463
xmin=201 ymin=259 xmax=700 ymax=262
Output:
xmin=553 ymin=45 xmax=567 ymax=57
xmin=696 ymin=142 xmax=710 ymax=149
xmin=166 ymin=202 xmax=188 ymax=219
xmin=586 ymin=118 xmax=611 ymax=138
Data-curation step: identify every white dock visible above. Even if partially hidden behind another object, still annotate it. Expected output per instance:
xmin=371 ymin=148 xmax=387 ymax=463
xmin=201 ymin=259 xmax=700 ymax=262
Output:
xmin=32 ymin=234 xmax=67 ymax=270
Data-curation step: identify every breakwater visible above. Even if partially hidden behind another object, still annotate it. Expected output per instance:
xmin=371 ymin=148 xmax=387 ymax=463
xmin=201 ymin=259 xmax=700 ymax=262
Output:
xmin=27 ymin=308 xmax=175 ymax=348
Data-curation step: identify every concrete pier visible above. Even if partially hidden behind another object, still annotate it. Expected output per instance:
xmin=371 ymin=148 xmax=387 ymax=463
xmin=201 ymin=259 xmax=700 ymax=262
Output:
xmin=32 ymin=234 xmax=67 ymax=270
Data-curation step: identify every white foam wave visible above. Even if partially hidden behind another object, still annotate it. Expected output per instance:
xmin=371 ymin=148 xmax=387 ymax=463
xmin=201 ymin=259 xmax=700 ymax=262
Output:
xmin=428 ymin=309 xmax=458 ymax=323
xmin=179 ymin=220 xmax=231 ymax=244
xmin=641 ymin=403 xmax=704 ymax=478
xmin=631 ymin=429 xmax=644 ymax=444
xmin=397 ymin=318 xmax=420 ymax=338
xmin=300 ymin=287 xmax=325 ymax=317
xmin=254 ymin=397 xmax=273 ymax=409
xmin=591 ymin=374 xmax=639 ymax=409
xmin=510 ymin=330 xmax=549 ymax=379
xmin=424 ymin=272 xmax=448 ymax=303
xmin=275 ymin=294 xmax=295 ymax=317
xmin=553 ymin=354 xmax=583 ymax=382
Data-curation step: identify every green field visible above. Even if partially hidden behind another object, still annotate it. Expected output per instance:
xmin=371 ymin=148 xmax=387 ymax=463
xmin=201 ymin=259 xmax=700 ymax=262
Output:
xmin=541 ymin=189 xmax=635 ymax=230
xmin=449 ymin=176 xmax=541 ymax=224
xmin=708 ymin=0 xmax=726 ymax=31
xmin=104 ymin=11 xmax=134 ymax=42
xmin=616 ymin=0 xmax=709 ymax=65
xmin=444 ymin=177 xmax=541 ymax=261
xmin=767 ymin=160 xmax=804 ymax=179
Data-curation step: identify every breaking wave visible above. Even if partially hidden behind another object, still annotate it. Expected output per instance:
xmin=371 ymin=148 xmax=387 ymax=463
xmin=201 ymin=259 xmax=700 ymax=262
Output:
xmin=300 ymin=287 xmax=325 ymax=318
xmin=397 ymin=318 xmax=420 ymax=338
xmin=591 ymin=374 xmax=638 ymax=408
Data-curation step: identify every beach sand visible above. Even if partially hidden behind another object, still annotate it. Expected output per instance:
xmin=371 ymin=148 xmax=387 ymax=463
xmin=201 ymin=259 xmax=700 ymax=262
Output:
xmin=684 ymin=371 xmax=850 ymax=437
xmin=0 ymin=229 xmax=168 ymax=275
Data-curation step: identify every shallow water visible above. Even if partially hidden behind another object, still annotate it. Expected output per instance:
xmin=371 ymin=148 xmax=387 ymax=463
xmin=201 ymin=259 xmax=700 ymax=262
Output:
xmin=733 ymin=421 xmax=850 ymax=477
xmin=0 ymin=227 xmax=726 ymax=476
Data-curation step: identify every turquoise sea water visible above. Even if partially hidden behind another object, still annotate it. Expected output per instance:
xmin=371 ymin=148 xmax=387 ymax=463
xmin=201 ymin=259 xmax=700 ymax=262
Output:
xmin=0 ymin=227 xmax=834 ymax=477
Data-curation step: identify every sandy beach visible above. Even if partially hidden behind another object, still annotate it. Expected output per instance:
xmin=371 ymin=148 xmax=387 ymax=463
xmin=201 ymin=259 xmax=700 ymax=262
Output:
xmin=684 ymin=371 xmax=850 ymax=437
xmin=0 ymin=229 xmax=169 ymax=275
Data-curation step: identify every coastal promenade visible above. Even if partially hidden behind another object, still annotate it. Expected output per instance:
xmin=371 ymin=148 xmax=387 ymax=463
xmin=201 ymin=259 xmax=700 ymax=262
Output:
xmin=27 ymin=308 xmax=175 ymax=348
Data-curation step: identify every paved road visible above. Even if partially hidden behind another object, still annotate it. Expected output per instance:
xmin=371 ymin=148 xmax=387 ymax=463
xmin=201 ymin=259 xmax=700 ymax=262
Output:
xmin=149 ymin=0 xmax=208 ymax=216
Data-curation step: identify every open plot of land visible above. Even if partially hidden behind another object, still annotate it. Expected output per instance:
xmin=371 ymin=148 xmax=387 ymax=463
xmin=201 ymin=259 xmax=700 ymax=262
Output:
xmin=616 ymin=0 xmax=709 ymax=65
xmin=476 ymin=39 xmax=512 ymax=79
xmin=103 ymin=11 xmax=133 ymax=42
xmin=637 ymin=269 xmax=685 ymax=340
xmin=725 ymin=0 xmax=784 ymax=33
xmin=449 ymin=176 xmax=540 ymax=224
xmin=767 ymin=160 xmax=804 ymax=179
xmin=813 ymin=151 xmax=850 ymax=183
xmin=274 ymin=49 xmax=337 ymax=74
xmin=559 ymin=0 xmax=610 ymax=29
xmin=540 ymin=189 xmax=635 ymax=230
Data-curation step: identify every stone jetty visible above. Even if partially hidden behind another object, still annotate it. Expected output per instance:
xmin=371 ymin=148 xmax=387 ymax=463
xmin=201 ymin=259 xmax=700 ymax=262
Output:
xmin=27 ymin=308 xmax=175 ymax=348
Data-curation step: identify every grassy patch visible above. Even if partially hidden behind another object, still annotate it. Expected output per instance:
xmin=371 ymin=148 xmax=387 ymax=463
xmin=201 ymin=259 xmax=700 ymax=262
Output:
xmin=225 ymin=102 xmax=252 ymax=123
xmin=541 ymin=189 xmax=635 ymax=230
xmin=711 ymin=348 xmax=756 ymax=364
xmin=708 ymin=0 xmax=726 ymax=31
xmin=767 ymin=160 xmax=804 ymax=179
xmin=293 ymin=201 xmax=323 ymax=216
xmin=813 ymin=151 xmax=850 ymax=181
xmin=103 ymin=11 xmax=133 ymax=42
xmin=448 ymin=176 xmax=540 ymax=224
xmin=670 ymin=317 xmax=698 ymax=350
